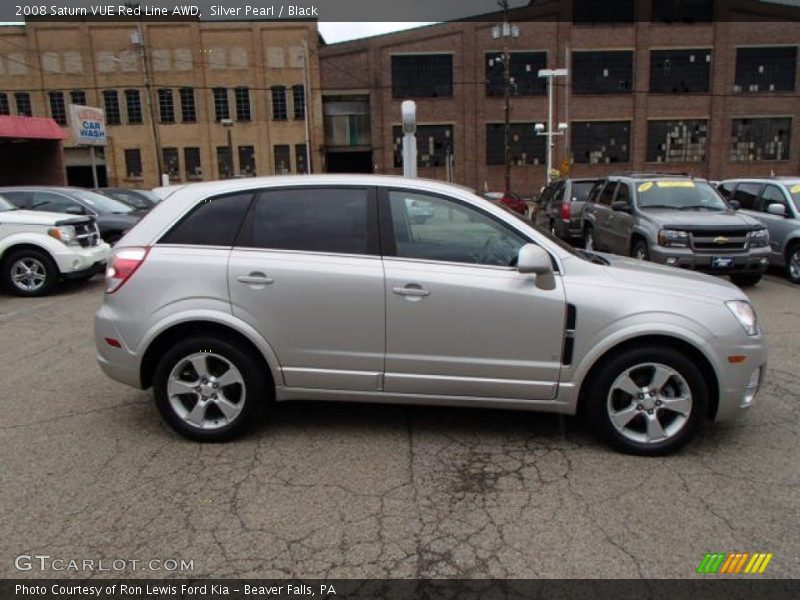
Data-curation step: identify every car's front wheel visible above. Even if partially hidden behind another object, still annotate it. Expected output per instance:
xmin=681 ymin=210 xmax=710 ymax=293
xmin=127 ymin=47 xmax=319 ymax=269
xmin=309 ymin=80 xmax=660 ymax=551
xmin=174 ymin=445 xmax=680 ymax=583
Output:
xmin=586 ymin=346 xmax=708 ymax=456
xmin=153 ymin=335 xmax=268 ymax=442
xmin=786 ymin=244 xmax=800 ymax=284
xmin=632 ymin=239 xmax=650 ymax=261
xmin=2 ymin=248 xmax=58 ymax=297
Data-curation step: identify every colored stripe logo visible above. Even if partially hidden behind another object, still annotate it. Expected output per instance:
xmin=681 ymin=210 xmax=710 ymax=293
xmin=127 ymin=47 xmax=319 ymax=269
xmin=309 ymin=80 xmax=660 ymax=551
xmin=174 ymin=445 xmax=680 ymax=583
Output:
xmin=697 ymin=552 xmax=773 ymax=574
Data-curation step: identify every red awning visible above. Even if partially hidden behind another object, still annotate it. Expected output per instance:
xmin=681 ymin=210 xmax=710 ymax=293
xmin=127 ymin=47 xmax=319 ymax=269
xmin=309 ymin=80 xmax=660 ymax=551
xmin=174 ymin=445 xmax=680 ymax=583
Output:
xmin=0 ymin=115 xmax=66 ymax=140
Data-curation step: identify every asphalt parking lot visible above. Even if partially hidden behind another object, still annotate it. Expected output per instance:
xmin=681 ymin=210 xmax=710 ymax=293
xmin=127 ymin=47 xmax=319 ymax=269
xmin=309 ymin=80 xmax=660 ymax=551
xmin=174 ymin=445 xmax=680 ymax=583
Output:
xmin=1 ymin=272 xmax=798 ymax=579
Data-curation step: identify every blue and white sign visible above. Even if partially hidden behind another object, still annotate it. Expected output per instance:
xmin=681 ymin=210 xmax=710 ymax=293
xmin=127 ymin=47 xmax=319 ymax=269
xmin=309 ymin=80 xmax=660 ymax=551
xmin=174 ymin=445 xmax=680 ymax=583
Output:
xmin=69 ymin=104 xmax=106 ymax=146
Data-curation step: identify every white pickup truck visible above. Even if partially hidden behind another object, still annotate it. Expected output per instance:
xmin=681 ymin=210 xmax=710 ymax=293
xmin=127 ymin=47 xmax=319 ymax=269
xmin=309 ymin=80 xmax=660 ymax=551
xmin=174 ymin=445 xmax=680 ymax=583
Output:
xmin=0 ymin=193 xmax=110 ymax=296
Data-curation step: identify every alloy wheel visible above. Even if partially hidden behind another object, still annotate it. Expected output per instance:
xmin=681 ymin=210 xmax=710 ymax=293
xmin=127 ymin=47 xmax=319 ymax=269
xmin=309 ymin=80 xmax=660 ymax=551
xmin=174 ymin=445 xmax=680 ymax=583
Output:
xmin=11 ymin=257 xmax=47 ymax=292
xmin=789 ymin=248 xmax=800 ymax=281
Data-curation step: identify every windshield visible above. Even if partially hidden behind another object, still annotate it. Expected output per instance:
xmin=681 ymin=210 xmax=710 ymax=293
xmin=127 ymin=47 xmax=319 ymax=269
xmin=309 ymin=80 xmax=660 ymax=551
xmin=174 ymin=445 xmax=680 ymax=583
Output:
xmin=75 ymin=190 xmax=134 ymax=214
xmin=0 ymin=195 xmax=17 ymax=211
xmin=635 ymin=180 xmax=728 ymax=211
xmin=787 ymin=181 xmax=800 ymax=212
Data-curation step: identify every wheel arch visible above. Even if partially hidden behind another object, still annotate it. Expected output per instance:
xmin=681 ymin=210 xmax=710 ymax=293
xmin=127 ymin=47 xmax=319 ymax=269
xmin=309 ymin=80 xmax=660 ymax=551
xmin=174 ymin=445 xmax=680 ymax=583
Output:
xmin=0 ymin=242 xmax=57 ymax=266
xmin=629 ymin=231 xmax=649 ymax=255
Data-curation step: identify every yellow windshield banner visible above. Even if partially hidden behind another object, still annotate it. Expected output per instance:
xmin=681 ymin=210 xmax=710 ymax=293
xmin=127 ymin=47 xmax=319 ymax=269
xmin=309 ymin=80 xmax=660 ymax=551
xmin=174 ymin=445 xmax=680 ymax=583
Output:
xmin=790 ymin=184 xmax=800 ymax=194
xmin=638 ymin=182 xmax=654 ymax=192
xmin=656 ymin=181 xmax=695 ymax=188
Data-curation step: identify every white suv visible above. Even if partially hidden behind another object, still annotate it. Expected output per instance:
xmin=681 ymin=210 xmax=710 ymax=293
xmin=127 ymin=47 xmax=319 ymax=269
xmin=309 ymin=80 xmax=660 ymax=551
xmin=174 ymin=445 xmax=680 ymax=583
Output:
xmin=0 ymin=193 xmax=110 ymax=296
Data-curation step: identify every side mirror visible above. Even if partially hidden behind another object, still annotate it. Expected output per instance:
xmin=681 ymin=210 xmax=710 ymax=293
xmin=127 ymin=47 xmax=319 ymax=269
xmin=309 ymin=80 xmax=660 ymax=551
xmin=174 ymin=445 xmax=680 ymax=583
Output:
xmin=766 ymin=203 xmax=787 ymax=217
xmin=728 ymin=199 xmax=740 ymax=210
xmin=65 ymin=205 xmax=85 ymax=215
xmin=517 ymin=244 xmax=556 ymax=290
xmin=611 ymin=200 xmax=631 ymax=213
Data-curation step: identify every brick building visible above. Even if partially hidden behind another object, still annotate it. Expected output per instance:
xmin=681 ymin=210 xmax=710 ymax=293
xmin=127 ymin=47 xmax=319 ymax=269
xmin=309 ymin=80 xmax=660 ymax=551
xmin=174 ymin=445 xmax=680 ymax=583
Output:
xmin=0 ymin=20 xmax=323 ymax=188
xmin=319 ymin=0 xmax=800 ymax=194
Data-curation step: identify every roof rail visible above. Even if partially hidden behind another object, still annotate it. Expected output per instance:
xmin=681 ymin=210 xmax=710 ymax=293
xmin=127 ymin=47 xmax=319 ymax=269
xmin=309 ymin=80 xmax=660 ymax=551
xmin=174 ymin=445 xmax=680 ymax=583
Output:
xmin=610 ymin=171 xmax=697 ymax=179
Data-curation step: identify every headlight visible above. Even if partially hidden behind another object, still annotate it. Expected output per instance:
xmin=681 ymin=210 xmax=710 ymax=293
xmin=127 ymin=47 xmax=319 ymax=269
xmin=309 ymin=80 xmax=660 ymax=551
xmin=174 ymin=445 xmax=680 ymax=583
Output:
xmin=748 ymin=228 xmax=769 ymax=248
xmin=725 ymin=300 xmax=759 ymax=336
xmin=47 ymin=225 xmax=79 ymax=246
xmin=657 ymin=229 xmax=689 ymax=248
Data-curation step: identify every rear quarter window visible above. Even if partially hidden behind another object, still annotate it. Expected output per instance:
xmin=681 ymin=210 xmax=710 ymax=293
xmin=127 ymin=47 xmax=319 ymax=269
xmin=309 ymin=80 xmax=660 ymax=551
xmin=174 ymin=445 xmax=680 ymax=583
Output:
xmin=159 ymin=192 xmax=254 ymax=246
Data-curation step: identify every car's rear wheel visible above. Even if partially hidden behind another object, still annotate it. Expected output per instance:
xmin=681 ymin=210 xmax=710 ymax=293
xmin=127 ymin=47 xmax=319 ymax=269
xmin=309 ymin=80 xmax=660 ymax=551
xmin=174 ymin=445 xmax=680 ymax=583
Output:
xmin=586 ymin=346 xmax=708 ymax=456
xmin=2 ymin=248 xmax=58 ymax=297
xmin=153 ymin=335 xmax=268 ymax=442
xmin=730 ymin=274 xmax=762 ymax=287
xmin=632 ymin=239 xmax=650 ymax=261
xmin=786 ymin=244 xmax=800 ymax=284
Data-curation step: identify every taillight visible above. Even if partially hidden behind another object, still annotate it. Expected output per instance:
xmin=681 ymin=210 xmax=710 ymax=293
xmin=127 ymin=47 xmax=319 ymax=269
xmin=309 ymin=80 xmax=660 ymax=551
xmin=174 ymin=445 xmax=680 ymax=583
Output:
xmin=560 ymin=201 xmax=571 ymax=220
xmin=106 ymin=246 xmax=149 ymax=294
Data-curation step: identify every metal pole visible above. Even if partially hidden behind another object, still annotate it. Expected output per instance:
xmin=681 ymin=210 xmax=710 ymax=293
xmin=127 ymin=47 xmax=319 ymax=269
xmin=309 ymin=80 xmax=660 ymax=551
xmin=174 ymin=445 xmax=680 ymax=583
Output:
xmin=546 ymin=72 xmax=554 ymax=183
xmin=89 ymin=146 xmax=99 ymax=189
xmin=302 ymin=40 xmax=312 ymax=173
xmin=136 ymin=23 xmax=164 ymax=184
xmin=227 ymin=127 xmax=234 ymax=177
xmin=502 ymin=2 xmax=511 ymax=192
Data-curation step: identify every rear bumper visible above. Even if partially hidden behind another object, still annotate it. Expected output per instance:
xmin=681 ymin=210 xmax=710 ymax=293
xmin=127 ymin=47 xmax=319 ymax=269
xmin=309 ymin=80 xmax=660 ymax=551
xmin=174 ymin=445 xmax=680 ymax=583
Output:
xmin=94 ymin=304 xmax=142 ymax=389
xmin=648 ymin=246 xmax=770 ymax=275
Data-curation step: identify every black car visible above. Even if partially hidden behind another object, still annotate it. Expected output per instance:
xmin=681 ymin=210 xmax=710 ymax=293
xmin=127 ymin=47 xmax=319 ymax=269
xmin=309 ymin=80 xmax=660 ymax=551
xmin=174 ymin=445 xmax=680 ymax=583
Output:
xmin=100 ymin=187 xmax=160 ymax=211
xmin=0 ymin=186 xmax=145 ymax=245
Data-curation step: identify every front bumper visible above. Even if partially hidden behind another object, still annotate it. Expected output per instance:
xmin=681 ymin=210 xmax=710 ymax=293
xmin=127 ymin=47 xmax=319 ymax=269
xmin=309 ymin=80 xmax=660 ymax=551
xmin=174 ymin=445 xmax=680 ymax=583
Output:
xmin=52 ymin=243 xmax=111 ymax=277
xmin=648 ymin=245 xmax=770 ymax=275
xmin=713 ymin=337 xmax=768 ymax=421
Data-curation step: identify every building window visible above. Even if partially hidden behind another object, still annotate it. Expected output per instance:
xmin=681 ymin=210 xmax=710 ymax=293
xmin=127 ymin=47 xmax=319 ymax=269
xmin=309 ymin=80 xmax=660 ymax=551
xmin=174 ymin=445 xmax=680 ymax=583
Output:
xmin=238 ymin=145 xmax=255 ymax=176
xmin=734 ymin=47 xmax=797 ymax=93
xmin=103 ymin=90 xmax=120 ymax=125
xmin=124 ymin=149 xmax=143 ymax=178
xmin=271 ymin=86 xmax=287 ymax=121
xmin=646 ymin=120 xmax=708 ymax=163
xmin=274 ymin=144 xmax=291 ymax=173
xmin=234 ymin=87 xmax=251 ymax=121
xmin=392 ymin=54 xmax=453 ymax=98
xmin=392 ymin=125 xmax=454 ymax=168
xmin=652 ymin=0 xmax=713 ymax=22
xmin=0 ymin=93 xmax=9 ymax=115
xmin=571 ymin=121 xmax=631 ymax=164
xmin=157 ymin=88 xmax=175 ymax=123
xmin=15 ymin=92 xmax=32 ymax=117
xmin=179 ymin=87 xmax=196 ymax=123
xmin=184 ymin=147 xmax=202 ymax=179
xmin=292 ymin=84 xmax=305 ymax=119
xmin=217 ymin=146 xmax=234 ymax=178
xmin=650 ymin=49 xmax=711 ymax=93
xmin=730 ymin=117 xmax=791 ymax=161
xmin=295 ymin=144 xmax=308 ymax=173
xmin=486 ymin=52 xmax=547 ymax=97
xmin=486 ymin=123 xmax=546 ymax=166
xmin=48 ymin=91 xmax=66 ymax=125
xmin=573 ymin=0 xmax=634 ymax=23
xmin=125 ymin=89 xmax=142 ymax=124
xmin=162 ymin=147 xmax=179 ymax=179
xmin=212 ymin=87 xmax=229 ymax=121
xmin=70 ymin=90 xmax=86 ymax=106
xmin=572 ymin=51 xmax=634 ymax=94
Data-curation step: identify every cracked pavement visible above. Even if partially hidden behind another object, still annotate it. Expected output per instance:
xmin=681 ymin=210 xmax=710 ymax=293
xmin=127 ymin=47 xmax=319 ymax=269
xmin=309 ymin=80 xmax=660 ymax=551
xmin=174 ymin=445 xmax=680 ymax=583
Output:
xmin=1 ymin=272 xmax=798 ymax=579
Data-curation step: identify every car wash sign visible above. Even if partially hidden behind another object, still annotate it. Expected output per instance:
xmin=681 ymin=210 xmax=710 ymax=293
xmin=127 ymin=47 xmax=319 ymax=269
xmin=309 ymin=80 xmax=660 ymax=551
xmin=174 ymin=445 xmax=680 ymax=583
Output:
xmin=70 ymin=104 xmax=106 ymax=146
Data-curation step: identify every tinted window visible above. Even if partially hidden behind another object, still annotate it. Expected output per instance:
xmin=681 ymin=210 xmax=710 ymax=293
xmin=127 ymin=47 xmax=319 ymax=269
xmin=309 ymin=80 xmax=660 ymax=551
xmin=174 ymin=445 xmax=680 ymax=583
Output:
xmin=160 ymin=193 xmax=253 ymax=246
xmin=718 ymin=182 xmax=736 ymax=199
xmin=31 ymin=192 xmax=84 ymax=214
xmin=760 ymin=185 xmax=787 ymax=213
xmin=73 ymin=190 xmax=134 ymax=215
xmin=615 ymin=183 xmax=631 ymax=204
xmin=241 ymin=188 xmax=372 ymax=255
xmin=733 ymin=183 xmax=761 ymax=210
xmin=2 ymin=191 xmax=29 ymax=208
xmin=388 ymin=191 xmax=526 ymax=267
xmin=597 ymin=182 xmax=617 ymax=206
xmin=570 ymin=181 xmax=598 ymax=202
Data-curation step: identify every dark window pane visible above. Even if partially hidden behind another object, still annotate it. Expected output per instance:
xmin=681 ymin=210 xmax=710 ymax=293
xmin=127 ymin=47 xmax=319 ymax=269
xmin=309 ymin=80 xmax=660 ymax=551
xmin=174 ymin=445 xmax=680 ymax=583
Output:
xmin=730 ymin=118 xmax=791 ymax=161
xmin=650 ymin=49 xmax=711 ymax=93
xmin=392 ymin=54 xmax=453 ymax=98
xmin=179 ymin=87 xmax=196 ymax=122
xmin=571 ymin=121 xmax=631 ymax=164
xmin=238 ymin=145 xmax=255 ymax=176
xmin=49 ymin=91 xmax=66 ymax=125
xmin=235 ymin=87 xmax=251 ymax=121
xmin=0 ymin=93 xmax=9 ymax=115
xmin=124 ymin=149 xmax=142 ymax=178
xmin=292 ymin=84 xmax=305 ymax=119
xmin=14 ymin=92 xmax=32 ymax=117
xmin=295 ymin=144 xmax=308 ymax=173
xmin=160 ymin=193 xmax=253 ymax=246
xmin=158 ymin=88 xmax=175 ymax=123
xmin=718 ymin=182 xmax=736 ymax=199
xmin=572 ymin=51 xmax=633 ymax=94
xmin=485 ymin=52 xmax=547 ymax=96
xmin=274 ymin=144 xmax=290 ymax=173
xmin=733 ymin=183 xmax=761 ymax=210
xmin=125 ymin=89 xmax=142 ymax=124
xmin=70 ymin=90 xmax=87 ymax=106
xmin=217 ymin=146 xmax=233 ymax=179
xmin=598 ymin=182 xmax=617 ymax=206
xmin=242 ymin=188 xmax=371 ymax=255
xmin=486 ymin=123 xmax=546 ymax=166
xmin=30 ymin=191 xmax=81 ymax=213
xmin=735 ymin=47 xmax=797 ymax=93
xmin=760 ymin=185 xmax=787 ymax=213
xmin=213 ymin=87 xmax=229 ymax=121
xmin=103 ymin=90 xmax=121 ymax=125
xmin=392 ymin=125 xmax=454 ymax=168
xmin=271 ymin=86 xmax=287 ymax=120
xmin=652 ymin=0 xmax=713 ymax=22
xmin=162 ymin=147 xmax=179 ymax=179
xmin=573 ymin=0 xmax=634 ymax=23
xmin=184 ymin=147 xmax=202 ymax=179
xmin=646 ymin=119 xmax=708 ymax=162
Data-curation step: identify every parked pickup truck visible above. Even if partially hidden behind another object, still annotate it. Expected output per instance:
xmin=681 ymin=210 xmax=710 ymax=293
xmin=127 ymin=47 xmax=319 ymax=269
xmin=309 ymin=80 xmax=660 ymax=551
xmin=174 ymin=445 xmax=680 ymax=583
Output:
xmin=0 ymin=193 xmax=110 ymax=296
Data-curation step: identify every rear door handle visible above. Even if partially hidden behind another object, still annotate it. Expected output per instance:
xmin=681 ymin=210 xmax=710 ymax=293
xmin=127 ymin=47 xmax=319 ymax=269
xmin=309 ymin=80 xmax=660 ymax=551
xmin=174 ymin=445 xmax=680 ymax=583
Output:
xmin=237 ymin=272 xmax=274 ymax=285
xmin=392 ymin=285 xmax=430 ymax=297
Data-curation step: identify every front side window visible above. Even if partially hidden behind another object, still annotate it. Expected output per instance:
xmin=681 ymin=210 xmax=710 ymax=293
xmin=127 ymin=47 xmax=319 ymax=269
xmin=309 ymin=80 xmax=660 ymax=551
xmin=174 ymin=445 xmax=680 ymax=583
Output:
xmin=388 ymin=191 xmax=526 ymax=267
xmin=239 ymin=188 xmax=372 ymax=255
xmin=160 ymin=193 xmax=254 ymax=247
xmin=30 ymin=191 xmax=82 ymax=213
xmin=732 ymin=183 xmax=761 ymax=210
xmin=760 ymin=185 xmax=788 ymax=213
xmin=597 ymin=182 xmax=617 ymax=206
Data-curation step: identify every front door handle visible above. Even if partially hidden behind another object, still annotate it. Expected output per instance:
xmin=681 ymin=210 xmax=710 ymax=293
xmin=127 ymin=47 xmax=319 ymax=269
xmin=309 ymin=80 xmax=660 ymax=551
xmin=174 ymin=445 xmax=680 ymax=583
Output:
xmin=237 ymin=272 xmax=274 ymax=285
xmin=392 ymin=285 xmax=430 ymax=297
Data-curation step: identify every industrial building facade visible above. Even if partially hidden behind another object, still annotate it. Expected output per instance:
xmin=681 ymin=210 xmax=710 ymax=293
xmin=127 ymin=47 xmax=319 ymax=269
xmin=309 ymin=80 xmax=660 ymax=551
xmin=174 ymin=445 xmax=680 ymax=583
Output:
xmin=0 ymin=20 xmax=323 ymax=188
xmin=319 ymin=0 xmax=800 ymax=194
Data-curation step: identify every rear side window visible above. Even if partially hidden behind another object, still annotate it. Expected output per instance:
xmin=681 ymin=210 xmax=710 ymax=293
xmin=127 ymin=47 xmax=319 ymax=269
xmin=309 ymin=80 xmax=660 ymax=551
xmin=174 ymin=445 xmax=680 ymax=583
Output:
xmin=160 ymin=192 xmax=253 ymax=246
xmin=571 ymin=181 xmax=597 ymax=202
xmin=732 ymin=183 xmax=761 ymax=210
xmin=239 ymin=187 xmax=374 ymax=255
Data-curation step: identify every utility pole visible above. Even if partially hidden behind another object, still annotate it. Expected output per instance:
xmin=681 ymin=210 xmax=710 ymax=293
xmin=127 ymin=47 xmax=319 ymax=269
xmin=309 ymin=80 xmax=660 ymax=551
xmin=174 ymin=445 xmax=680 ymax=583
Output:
xmin=492 ymin=1 xmax=519 ymax=193
xmin=131 ymin=23 xmax=164 ymax=185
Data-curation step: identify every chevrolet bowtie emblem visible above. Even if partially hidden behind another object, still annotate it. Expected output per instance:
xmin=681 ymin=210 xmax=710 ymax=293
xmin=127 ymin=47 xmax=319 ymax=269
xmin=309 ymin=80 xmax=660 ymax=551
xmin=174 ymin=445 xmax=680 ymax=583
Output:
xmin=714 ymin=236 xmax=730 ymax=244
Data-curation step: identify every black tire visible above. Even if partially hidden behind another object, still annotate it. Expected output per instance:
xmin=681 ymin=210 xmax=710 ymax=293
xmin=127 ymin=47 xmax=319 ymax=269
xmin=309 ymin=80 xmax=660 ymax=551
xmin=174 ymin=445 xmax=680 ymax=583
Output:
xmin=1 ymin=248 xmax=58 ymax=297
xmin=631 ymin=239 xmax=650 ymax=261
xmin=786 ymin=244 xmax=800 ymax=284
xmin=585 ymin=346 xmax=708 ymax=456
xmin=730 ymin=274 xmax=762 ymax=288
xmin=153 ymin=334 xmax=269 ymax=442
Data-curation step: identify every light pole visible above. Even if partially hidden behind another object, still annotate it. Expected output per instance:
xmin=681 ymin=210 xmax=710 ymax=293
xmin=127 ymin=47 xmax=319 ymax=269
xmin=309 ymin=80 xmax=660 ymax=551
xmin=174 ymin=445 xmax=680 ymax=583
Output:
xmin=221 ymin=118 xmax=235 ymax=178
xmin=492 ymin=0 xmax=519 ymax=193
xmin=537 ymin=68 xmax=568 ymax=183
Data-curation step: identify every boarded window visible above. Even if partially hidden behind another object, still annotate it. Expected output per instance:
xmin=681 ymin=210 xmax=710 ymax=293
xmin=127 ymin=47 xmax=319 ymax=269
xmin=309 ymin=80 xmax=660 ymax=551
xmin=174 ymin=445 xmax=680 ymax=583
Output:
xmin=734 ymin=47 xmax=797 ymax=93
xmin=485 ymin=52 xmax=547 ymax=96
xmin=392 ymin=54 xmax=453 ymax=98
xmin=393 ymin=125 xmax=454 ymax=168
xmin=571 ymin=121 xmax=631 ymax=164
xmin=730 ymin=118 xmax=791 ymax=161
xmin=650 ymin=49 xmax=711 ymax=93
xmin=572 ymin=51 xmax=633 ymax=94
xmin=486 ymin=123 xmax=546 ymax=166
xmin=646 ymin=120 xmax=708 ymax=163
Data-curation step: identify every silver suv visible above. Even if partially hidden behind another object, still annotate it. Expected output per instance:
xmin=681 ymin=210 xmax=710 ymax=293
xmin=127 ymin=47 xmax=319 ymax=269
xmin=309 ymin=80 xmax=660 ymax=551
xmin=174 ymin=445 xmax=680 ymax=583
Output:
xmin=95 ymin=175 xmax=767 ymax=455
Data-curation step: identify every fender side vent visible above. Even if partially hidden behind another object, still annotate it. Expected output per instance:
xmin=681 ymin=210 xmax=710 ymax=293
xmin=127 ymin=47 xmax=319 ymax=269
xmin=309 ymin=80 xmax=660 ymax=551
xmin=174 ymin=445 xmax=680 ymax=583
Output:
xmin=562 ymin=303 xmax=577 ymax=365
